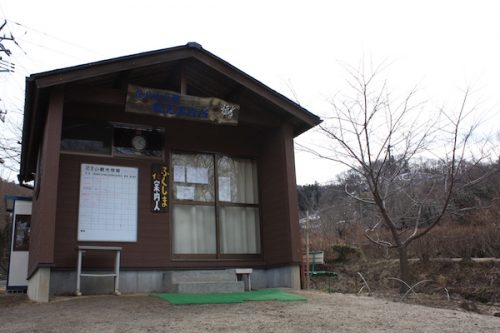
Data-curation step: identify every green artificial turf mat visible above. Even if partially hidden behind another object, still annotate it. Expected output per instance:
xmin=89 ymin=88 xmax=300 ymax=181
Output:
xmin=153 ymin=288 xmax=306 ymax=305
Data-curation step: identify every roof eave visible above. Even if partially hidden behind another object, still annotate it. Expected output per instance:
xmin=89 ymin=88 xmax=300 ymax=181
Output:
xmin=18 ymin=43 xmax=322 ymax=181
xmin=27 ymin=43 xmax=321 ymax=129
xmin=191 ymin=47 xmax=322 ymax=131
xmin=19 ymin=77 xmax=37 ymax=183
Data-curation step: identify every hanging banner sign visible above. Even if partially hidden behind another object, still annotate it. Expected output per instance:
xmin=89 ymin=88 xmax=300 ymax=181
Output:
xmin=126 ymin=84 xmax=239 ymax=125
xmin=151 ymin=164 xmax=169 ymax=213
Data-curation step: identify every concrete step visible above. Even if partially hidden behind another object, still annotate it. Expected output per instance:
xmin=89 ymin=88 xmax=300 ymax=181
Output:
xmin=163 ymin=269 xmax=245 ymax=294
xmin=173 ymin=281 xmax=244 ymax=294
xmin=164 ymin=269 xmax=237 ymax=284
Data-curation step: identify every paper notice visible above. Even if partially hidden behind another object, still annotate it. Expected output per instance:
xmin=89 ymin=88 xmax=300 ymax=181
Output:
xmin=176 ymin=185 xmax=195 ymax=200
xmin=186 ymin=167 xmax=209 ymax=184
xmin=173 ymin=165 xmax=186 ymax=182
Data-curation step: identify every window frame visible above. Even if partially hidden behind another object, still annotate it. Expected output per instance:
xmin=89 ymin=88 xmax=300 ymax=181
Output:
xmin=170 ymin=150 xmax=262 ymax=261
xmin=60 ymin=117 xmax=165 ymax=161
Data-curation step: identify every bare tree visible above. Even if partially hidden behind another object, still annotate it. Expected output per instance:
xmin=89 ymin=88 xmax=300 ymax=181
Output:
xmin=299 ymin=64 xmax=496 ymax=291
xmin=0 ymin=19 xmax=22 ymax=176
xmin=0 ymin=115 xmax=22 ymax=173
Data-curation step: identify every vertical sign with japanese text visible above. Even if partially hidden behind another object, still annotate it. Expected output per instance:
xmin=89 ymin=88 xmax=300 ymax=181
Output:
xmin=151 ymin=164 xmax=169 ymax=213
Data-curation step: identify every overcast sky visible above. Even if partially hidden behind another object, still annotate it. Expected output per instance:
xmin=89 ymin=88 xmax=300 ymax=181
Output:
xmin=1 ymin=0 xmax=499 ymax=183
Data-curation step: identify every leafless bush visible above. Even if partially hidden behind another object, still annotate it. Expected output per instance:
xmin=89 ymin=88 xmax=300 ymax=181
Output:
xmin=410 ymin=223 xmax=500 ymax=259
xmin=304 ymin=222 xmax=500 ymax=261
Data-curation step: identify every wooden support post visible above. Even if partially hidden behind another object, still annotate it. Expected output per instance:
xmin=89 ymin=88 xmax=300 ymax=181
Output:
xmin=306 ymin=212 xmax=310 ymax=289
xmin=180 ymin=64 xmax=187 ymax=95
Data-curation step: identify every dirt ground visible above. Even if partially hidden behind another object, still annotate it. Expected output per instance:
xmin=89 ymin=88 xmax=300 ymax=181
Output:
xmin=0 ymin=290 xmax=499 ymax=333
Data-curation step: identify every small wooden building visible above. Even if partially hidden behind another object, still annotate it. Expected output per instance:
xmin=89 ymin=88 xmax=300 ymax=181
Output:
xmin=19 ymin=42 xmax=321 ymax=301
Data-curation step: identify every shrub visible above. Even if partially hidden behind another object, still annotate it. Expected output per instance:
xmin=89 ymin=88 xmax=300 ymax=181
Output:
xmin=330 ymin=244 xmax=361 ymax=262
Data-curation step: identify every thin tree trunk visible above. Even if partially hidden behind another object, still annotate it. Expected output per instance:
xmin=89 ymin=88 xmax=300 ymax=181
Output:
xmin=398 ymin=245 xmax=411 ymax=294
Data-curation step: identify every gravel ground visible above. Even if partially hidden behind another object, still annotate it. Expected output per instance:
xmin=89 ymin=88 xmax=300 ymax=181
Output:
xmin=0 ymin=290 xmax=499 ymax=333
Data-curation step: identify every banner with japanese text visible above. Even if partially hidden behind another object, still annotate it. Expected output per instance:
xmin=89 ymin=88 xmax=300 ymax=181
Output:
xmin=126 ymin=84 xmax=239 ymax=125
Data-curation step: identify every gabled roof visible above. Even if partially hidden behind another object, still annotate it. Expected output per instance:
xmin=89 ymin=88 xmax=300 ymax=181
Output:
xmin=20 ymin=42 xmax=321 ymax=182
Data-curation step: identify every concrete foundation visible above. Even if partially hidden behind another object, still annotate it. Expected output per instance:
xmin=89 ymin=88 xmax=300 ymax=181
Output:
xmin=251 ymin=265 xmax=301 ymax=289
xmin=49 ymin=264 xmax=301 ymax=296
xmin=27 ymin=267 xmax=51 ymax=302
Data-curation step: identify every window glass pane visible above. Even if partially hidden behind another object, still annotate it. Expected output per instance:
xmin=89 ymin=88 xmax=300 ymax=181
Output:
xmin=219 ymin=207 xmax=260 ymax=254
xmin=172 ymin=153 xmax=214 ymax=202
xmin=217 ymin=156 xmax=258 ymax=204
xmin=13 ymin=215 xmax=31 ymax=251
xmin=173 ymin=205 xmax=216 ymax=254
xmin=60 ymin=118 xmax=112 ymax=154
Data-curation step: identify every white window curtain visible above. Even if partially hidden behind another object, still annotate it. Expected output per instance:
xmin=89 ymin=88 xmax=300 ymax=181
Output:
xmin=173 ymin=205 xmax=216 ymax=254
xmin=217 ymin=157 xmax=258 ymax=204
xmin=220 ymin=207 xmax=260 ymax=254
xmin=172 ymin=153 xmax=261 ymax=255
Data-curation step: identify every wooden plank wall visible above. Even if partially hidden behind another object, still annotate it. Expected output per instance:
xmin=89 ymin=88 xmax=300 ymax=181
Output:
xmin=43 ymin=90 xmax=301 ymax=271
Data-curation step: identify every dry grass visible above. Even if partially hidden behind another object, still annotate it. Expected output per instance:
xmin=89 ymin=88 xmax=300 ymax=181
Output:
xmin=305 ymin=222 xmax=500 ymax=260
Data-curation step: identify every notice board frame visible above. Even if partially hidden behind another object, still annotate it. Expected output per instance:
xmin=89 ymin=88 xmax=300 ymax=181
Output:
xmin=77 ymin=163 xmax=139 ymax=242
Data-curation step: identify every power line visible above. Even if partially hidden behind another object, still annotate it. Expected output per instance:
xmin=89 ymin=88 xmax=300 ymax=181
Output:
xmin=5 ymin=18 xmax=105 ymax=58
xmin=0 ymin=57 xmax=15 ymax=72
xmin=18 ymin=38 xmax=91 ymax=62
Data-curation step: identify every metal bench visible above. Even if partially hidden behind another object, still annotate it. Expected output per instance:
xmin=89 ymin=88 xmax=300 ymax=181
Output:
xmin=76 ymin=245 xmax=122 ymax=296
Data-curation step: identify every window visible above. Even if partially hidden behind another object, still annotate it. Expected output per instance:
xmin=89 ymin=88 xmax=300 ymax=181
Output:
xmin=172 ymin=153 xmax=216 ymax=254
xmin=13 ymin=215 xmax=31 ymax=251
xmin=60 ymin=118 xmax=112 ymax=155
xmin=113 ymin=125 xmax=163 ymax=158
xmin=172 ymin=153 xmax=260 ymax=257
xmin=60 ymin=117 xmax=164 ymax=158
xmin=217 ymin=156 xmax=260 ymax=254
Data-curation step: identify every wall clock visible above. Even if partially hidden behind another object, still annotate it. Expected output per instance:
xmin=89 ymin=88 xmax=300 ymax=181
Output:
xmin=131 ymin=135 xmax=147 ymax=150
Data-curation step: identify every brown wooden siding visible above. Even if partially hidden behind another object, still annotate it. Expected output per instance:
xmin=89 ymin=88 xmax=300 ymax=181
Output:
xmin=54 ymin=155 xmax=172 ymax=268
xmin=39 ymin=87 xmax=303 ymax=271
xmin=259 ymin=122 xmax=302 ymax=266
xmin=28 ymin=89 xmax=64 ymax=277
xmin=282 ymin=122 xmax=302 ymax=263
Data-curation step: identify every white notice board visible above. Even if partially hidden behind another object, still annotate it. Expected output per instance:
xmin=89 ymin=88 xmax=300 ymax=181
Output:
xmin=78 ymin=163 xmax=138 ymax=242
